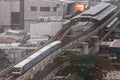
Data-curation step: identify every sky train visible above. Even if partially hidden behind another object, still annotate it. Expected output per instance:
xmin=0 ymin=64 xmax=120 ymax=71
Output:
xmin=105 ymin=18 xmax=118 ymax=31
xmin=12 ymin=41 xmax=61 ymax=75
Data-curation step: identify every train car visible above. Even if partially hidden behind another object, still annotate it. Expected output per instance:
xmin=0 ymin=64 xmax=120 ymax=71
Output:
xmin=105 ymin=18 xmax=118 ymax=31
xmin=12 ymin=41 xmax=61 ymax=75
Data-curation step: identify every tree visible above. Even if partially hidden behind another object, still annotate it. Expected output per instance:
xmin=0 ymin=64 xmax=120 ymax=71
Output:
xmin=69 ymin=54 xmax=112 ymax=80
xmin=0 ymin=49 xmax=10 ymax=70
xmin=60 ymin=77 xmax=70 ymax=80
xmin=60 ymin=74 xmax=84 ymax=80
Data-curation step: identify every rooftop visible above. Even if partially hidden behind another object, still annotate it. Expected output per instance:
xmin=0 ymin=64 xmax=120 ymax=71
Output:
xmin=82 ymin=2 xmax=110 ymax=16
xmin=80 ymin=3 xmax=117 ymax=21
xmin=0 ymin=43 xmax=20 ymax=47
xmin=71 ymin=2 xmax=117 ymax=21
xmin=0 ymin=29 xmax=29 ymax=43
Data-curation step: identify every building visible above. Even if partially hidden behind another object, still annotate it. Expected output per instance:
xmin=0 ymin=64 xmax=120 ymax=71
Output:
xmin=0 ymin=29 xmax=29 ymax=43
xmin=100 ymin=39 xmax=120 ymax=62
xmin=26 ymin=38 xmax=48 ymax=47
xmin=0 ymin=0 xmax=75 ymax=32
xmin=30 ymin=20 xmax=63 ymax=39
xmin=0 ymin=0 xmax=20 ymax=31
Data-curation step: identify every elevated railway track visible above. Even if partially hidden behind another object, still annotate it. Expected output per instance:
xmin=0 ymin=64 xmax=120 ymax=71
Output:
xmin=0 ymin=2 xmax=120 ymax=80
xmin=62 ymin=10 xmax=120 ymax=46
xmin=0 ymin=20 xmax=73 ymax=80
xmin=36 ymin=3 xmax=120 ymax=79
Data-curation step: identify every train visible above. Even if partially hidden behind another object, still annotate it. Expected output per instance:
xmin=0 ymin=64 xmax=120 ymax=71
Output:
xmin=105 ymin=18 xmax=118 ymax=31
xmin=12 ymin=41 xmax=61 ymax=75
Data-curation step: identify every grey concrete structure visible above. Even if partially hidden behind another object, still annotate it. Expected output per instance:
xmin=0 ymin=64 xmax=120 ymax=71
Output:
xmin=70 ymin=22 xmax=94 ymax=35
xmin=89 ymin=36 xmax=99 ymax=54
xmin=79 ymin=42 xmax=88 ymax=54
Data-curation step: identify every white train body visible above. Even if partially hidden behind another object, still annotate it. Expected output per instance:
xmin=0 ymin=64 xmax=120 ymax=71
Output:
xmin=12 ymin=41 xmax=61 ymax=75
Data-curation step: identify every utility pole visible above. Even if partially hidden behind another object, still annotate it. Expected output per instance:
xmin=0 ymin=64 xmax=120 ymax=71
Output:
xmin=20 ymin=0 xmax=24 ymax=29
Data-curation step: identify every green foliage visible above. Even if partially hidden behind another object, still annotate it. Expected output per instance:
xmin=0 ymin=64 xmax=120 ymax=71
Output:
xmin=60 ymin=77 xmax=70 ymax=80
xmin=0 ymin=49 xmax=10 ymax=70
xmin=60 ymin=74 xmax=84 ymax=80
xmin=69 ymin=54 xmax=112 ymax=80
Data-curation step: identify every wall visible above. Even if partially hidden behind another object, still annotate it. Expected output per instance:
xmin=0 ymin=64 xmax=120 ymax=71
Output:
xmin=0 ymin=0 xmax=20 ymax=30
xmin=30 ymin=22 xmax=63 ymax=38
xmin=24 ymin=0 xmax=64 ymax=32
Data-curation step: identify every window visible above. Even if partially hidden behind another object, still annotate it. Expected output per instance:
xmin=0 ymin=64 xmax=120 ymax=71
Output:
xmin=40 ymin=7 xmax=50 ymax=11
xmin=56 ymin=4 xmax=60 ymax=8
xmin=53 ymin=7 xmax=57 ymax=12
xmin=31 ymin=6 xmax=37 ymax=11
xmin=11 ymin=12 xmax=20 ymax=24
xmin=11 ymin=12 xmax=20 ymax=29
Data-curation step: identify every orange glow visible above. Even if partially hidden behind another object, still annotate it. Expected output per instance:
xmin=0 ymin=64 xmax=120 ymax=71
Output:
xmin=75 ymin=4 xmax=85 ymax=12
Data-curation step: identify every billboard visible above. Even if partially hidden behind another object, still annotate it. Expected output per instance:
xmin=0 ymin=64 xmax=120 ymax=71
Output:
xmin=75 ymin=1 xmax=89 ymax=13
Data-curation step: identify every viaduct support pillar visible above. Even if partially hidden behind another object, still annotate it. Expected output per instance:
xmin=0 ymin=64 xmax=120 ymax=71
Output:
xmin=79 ymin=42 xmax=88 ymax=55
xmin=89 ymin=36 xmax=99 ymax=54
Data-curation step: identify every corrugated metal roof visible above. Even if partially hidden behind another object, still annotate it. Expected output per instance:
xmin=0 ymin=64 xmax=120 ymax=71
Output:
xmin=82 ymin=3 xmax=110 ymax=16
xmin=80 ymin=3 xmax=117 ymax=21
xmin=71 ymin=2 xmax=117 ymax=21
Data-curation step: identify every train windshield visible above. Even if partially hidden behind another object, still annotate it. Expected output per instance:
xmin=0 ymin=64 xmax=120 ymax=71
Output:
xmin=13 ymin=67 xmax=21 ymax=72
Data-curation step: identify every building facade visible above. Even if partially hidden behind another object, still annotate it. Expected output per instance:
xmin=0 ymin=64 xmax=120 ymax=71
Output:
xmin=0 ymin=0 xmax=20 ymax=31
xmin=0 ymin=0 xmax=75 ymax=32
